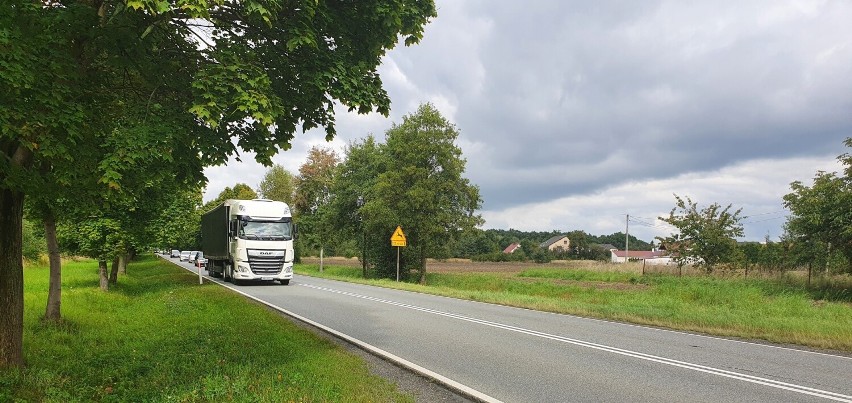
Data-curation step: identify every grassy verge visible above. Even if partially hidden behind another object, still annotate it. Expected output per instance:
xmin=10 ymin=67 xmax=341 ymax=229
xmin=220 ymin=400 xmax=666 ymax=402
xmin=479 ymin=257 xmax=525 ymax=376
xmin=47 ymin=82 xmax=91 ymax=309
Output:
xmin=1 ymin=256 xmax=413 ymax=402
xmin=296 ymin=264 xmax=852 ymax=352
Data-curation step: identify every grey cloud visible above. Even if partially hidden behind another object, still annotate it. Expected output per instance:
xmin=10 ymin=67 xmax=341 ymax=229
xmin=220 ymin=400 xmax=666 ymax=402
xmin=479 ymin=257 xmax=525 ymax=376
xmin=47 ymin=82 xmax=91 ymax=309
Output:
xmin=205 ymin=0 xmax=852 ymax=240
xmin=409 ymin=0 xmax=852 ymax=211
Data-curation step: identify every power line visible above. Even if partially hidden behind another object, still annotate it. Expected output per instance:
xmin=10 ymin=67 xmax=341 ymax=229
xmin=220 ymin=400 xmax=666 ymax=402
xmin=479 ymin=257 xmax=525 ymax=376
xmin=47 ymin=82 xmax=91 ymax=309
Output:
xmin=633 ymin=216 xmax=656 ymax=220
xmin=628 ymin=216 xmax=676 ymax=229
xmin=628 ymin=216 xmax=654 ymax=226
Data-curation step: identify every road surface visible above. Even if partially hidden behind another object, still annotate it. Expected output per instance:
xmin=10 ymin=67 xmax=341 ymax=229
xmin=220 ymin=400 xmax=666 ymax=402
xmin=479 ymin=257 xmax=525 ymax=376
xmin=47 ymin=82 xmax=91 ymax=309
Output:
xmin=165 ymin=255 xmax=852 ymax=402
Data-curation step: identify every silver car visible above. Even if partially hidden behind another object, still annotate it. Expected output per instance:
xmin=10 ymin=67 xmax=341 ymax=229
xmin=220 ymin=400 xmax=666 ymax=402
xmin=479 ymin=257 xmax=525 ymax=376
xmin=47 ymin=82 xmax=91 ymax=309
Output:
xmin=192 ymin=251 xmax=208 ymax=268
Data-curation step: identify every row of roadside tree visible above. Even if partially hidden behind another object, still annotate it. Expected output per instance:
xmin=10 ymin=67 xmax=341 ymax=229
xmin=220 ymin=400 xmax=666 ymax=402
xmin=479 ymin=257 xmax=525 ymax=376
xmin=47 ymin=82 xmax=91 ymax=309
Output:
xmin=0 ymin=0 xmax=437 ymax=369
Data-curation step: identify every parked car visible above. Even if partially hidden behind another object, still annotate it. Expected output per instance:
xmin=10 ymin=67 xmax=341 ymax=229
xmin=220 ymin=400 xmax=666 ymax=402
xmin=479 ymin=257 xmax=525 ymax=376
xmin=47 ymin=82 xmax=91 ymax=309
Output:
xmin=171 ymin=250 xmax=180 ymax=258
xmin=180 ymin=251 xmax=191 ymax=262
xmin=192 ymin=251 xmax=208 ymax=268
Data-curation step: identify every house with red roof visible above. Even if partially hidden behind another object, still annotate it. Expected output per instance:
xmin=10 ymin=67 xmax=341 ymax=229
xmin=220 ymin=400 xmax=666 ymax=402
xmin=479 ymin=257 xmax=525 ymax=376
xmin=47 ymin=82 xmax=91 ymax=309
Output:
xmin=503 ymin=242 xmax=521 ymax=254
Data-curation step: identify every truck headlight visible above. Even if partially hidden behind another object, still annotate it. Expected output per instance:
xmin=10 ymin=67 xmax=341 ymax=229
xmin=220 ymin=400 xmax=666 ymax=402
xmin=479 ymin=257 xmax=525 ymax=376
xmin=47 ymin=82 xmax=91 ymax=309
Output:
xmin=284 ymin=266 xmax=293 ymax=274
xmin=237 ymin=264 xmax=250 ymax=273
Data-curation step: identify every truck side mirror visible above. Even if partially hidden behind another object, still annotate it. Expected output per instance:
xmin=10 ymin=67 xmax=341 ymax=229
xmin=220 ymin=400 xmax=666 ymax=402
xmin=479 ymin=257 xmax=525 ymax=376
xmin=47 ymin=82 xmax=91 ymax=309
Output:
xmin=293 ymin=223 xmax=298 ymax=240
xmin=229 ymin=220 xmax=237 ymax=236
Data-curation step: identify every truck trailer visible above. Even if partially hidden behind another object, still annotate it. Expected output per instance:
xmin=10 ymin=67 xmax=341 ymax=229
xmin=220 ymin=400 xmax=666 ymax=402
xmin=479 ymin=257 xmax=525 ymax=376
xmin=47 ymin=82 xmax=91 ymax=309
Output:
xmin=201 ymin=199 xmax=296 ymax=285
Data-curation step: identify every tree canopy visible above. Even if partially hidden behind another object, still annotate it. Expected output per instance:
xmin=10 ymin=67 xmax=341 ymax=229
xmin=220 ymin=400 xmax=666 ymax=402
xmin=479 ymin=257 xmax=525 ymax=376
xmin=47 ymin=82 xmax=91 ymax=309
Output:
xmin=657 ymin=194 xmax=744 ymax=272
xmin=783 ymin=138 xmax=852 ymax=273
xmin=0 ymin=0 xmax=436 ymax=368
xmin=294 ymin=146 xmax=339 ymax=215
xmin=293 ymin=146 xmax=339 ymax=259
xmin=258 ymin=165 xmax=295 ymax=205
xmin=201 ymin=183 xmax=259 ymax=213
xmin=327 ymin=103 xmax=483 ymax=282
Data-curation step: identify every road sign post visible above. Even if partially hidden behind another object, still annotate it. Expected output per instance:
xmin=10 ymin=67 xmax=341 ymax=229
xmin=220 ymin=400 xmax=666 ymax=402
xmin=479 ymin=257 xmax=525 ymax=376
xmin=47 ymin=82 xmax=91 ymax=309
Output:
xmin=390 ymin=226 xmax=407 ymax=281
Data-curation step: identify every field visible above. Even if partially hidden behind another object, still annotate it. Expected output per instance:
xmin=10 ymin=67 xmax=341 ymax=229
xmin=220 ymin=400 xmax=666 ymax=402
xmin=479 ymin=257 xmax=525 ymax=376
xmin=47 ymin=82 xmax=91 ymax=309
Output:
xmin=305 ymin=256 xmax=714 ymax=274
xmin=306 ymin=256 xmax=625 ymax=272
xmin=298 ymin=257 xmax=852 ymax=352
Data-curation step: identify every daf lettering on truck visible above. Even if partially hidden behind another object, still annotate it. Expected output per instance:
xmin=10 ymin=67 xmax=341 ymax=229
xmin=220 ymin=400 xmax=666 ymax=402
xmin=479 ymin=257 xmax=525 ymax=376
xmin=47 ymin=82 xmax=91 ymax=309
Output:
xmin=200 ymin=199 xmax=296 ymax=285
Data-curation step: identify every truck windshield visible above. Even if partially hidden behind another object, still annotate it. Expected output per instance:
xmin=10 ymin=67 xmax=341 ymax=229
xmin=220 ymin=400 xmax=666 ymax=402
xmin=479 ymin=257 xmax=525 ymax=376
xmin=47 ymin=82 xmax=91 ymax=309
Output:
xmin=239 ymin=221 xmax=293 ymax=241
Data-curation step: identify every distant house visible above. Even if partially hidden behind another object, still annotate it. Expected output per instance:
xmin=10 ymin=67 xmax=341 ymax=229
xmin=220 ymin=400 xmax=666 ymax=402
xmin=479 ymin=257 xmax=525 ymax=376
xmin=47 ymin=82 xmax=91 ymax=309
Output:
xmin=540 ymin=235 xmax=570 ymax=252
xmin=610 ymin=249 xmax=673 ymax=265
xmin=503 ymin=242 xmax=521 ymax=254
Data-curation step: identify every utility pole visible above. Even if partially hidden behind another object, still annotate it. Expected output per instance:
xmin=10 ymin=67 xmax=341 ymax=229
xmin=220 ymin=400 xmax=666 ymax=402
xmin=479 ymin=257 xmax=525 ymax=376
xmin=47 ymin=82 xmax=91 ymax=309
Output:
xmin=625 ymin=214 xmax=629 ymax=264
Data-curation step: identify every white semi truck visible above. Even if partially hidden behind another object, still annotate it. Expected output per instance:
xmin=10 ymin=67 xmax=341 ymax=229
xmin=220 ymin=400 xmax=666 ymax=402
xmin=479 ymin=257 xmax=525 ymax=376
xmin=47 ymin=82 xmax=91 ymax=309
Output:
xmin=201 ymin=199 xmax=295 ymax=285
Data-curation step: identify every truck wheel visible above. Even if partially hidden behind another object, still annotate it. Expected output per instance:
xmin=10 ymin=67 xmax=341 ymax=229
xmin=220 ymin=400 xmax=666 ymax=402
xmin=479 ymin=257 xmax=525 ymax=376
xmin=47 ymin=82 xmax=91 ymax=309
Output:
xmin=212 ymin=262 xmax=224 ymax=278
xmin=280 ymin=279 xmax=290 ymax=285
xmin=224 ymin=264 xmax=232 ymax=283
xmin=211 ymin=262 xmax=222 ymax=278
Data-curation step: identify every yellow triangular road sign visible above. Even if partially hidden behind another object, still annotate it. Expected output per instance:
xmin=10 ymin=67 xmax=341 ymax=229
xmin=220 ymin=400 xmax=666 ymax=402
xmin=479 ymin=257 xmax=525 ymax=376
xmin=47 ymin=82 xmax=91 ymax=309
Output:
xmin=390 ymin=226 xmax=407 ymax=247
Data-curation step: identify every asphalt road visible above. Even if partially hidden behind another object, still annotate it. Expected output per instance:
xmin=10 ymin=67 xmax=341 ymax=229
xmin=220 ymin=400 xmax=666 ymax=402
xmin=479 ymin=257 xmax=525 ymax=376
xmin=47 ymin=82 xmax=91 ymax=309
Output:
xmin=165 ymin=255 xmax=852 ymax=403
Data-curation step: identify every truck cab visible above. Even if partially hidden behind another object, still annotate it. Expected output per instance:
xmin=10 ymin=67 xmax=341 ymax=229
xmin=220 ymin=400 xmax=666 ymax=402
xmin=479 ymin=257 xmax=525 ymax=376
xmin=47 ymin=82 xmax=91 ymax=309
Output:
xmin=202 ymin=199 xmax=296 ymax=285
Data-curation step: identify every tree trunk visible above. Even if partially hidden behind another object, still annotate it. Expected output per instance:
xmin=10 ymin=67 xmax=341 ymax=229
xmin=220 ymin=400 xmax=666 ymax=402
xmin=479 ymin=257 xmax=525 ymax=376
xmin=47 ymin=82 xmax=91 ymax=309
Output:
xmin=44 ymin=212 xmax=62 ymax=322
xmin=418 ymin=243 xmax=427 ymax=285
xmin=109 ymin=257 xmax=118 ymax=285
xmin=808 ymin=262 xmax=812 ymax=287
xmin=118 ymin=253 xmax=127 ymax=275
xmin=361 ymin=229 xmax=367 ymax=278
xmin=0 ymin=187 xmax=26 ymax=369
xmin=98 ymin=260 xmax=109 ymax=291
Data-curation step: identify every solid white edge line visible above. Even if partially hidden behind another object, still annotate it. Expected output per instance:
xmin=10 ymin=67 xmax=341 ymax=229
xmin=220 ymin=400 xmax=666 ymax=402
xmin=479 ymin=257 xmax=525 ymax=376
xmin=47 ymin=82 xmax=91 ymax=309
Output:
xmin=160 ymin=256 xmax=502 ymax=403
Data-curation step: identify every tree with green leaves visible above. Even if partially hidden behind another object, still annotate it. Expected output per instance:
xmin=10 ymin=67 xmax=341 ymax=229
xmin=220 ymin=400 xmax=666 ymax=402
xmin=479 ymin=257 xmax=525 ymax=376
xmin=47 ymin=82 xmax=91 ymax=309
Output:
xmin=1 ymin=0 xmax=436 ymax=368
xmin=201 ymin=183 xmax=259 ymax=212
xmin=258 ymin=165 xmax=295 ymax=204
xmin=327 ymin=137 xmax=386 ymax=277
xmin=294 ymin=146 xmax=339 ymax=260
xmin=657 ymin=194 xmax=744 ymax=272
xmin=452 ymin=228 xmax=499 ymax=258
xmin=594 ymin=232 xmax=652 ymax=251
xmin=783 ymin=138 xmax=852 ymax=274
xmin=151 ymin=189 xmax=204 ymax=251
xmin=370 ymin=103 xmax=483 ymax=283
xmin=20 ymin=219 xmax=44 ymax=263
xmin=294 ymin=147 xmax=339 ymax=215
xmin=736 ymin=242 xmax=762 ymax=276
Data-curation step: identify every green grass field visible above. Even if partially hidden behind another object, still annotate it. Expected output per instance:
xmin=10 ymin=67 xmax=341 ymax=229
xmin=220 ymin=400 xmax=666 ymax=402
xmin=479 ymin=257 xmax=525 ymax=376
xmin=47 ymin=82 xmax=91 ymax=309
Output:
xmin=296 ymin=264 xmax=852 ymax=352
xmin=1 ymin=256 xmax=412 ymax=402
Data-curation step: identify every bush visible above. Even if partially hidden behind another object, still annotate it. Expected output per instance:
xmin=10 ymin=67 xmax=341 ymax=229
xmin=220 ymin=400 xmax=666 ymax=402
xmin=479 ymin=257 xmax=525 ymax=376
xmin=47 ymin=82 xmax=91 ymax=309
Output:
xmin=22 ymin=219 xmax=45 ymax=262
xmin=531 ymin=248 xmax=551 ymax=263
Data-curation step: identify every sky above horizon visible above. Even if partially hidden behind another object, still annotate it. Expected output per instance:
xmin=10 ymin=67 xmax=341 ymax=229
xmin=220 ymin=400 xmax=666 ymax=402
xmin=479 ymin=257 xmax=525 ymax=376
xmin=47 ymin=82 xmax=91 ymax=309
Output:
xmin=204 ymin=0 xmax=852 ymax=243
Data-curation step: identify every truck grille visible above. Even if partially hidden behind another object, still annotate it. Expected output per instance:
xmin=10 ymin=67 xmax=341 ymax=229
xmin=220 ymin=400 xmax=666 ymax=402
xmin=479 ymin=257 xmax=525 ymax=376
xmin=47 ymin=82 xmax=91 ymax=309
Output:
xmin=247 ymin=249 xmax=286 ymax=275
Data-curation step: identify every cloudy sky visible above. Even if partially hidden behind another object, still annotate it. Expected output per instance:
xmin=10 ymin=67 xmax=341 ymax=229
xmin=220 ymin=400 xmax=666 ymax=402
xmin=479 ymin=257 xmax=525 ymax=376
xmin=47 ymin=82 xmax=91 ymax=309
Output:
xmin=205 ymin=0 xmax=852 ymax=243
